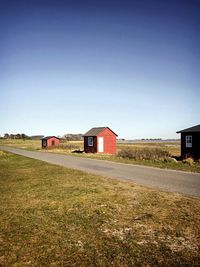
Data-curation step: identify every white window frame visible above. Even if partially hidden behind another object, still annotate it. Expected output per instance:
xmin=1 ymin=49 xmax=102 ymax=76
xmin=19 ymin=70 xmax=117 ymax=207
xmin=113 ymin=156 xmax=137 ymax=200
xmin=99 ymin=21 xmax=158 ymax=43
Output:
xmin=88 ymin=137 xmax=93 ymax=146
xmin=186 ymin=135 xmax=192 ymax=148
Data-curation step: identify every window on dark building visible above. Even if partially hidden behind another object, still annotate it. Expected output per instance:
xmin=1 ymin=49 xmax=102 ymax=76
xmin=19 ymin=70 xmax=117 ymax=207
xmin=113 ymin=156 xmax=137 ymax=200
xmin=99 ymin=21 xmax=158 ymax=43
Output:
xmin=43 ymin=140 xmax=47 ymax=147
xmin=186 ymin=135 xmax=192 ymax=148
xmin=88 ymin=137 xmax=93 ymax=146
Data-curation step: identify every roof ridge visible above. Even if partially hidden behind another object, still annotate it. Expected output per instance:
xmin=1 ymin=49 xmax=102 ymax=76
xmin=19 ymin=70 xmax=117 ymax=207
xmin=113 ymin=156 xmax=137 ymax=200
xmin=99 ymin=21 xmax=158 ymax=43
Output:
xmin=177 ymin=124 xmax=200 ymax=133
xmin=83 ymin=127 xmax=117 ymax=136
xmin=42 ymin=136 xmax=60 ymax=140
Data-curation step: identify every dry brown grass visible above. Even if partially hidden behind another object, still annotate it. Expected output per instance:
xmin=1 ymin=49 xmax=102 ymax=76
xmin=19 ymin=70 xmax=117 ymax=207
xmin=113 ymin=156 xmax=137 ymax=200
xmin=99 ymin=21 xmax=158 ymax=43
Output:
xmin=0 ymin=151 xmax=200 ymax=266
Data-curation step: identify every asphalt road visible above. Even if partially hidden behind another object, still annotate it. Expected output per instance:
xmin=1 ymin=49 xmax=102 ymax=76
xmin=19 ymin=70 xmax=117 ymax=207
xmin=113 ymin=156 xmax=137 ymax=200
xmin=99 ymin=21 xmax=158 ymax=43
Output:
xmin=1 ymin=146 xmax=200 ymax=197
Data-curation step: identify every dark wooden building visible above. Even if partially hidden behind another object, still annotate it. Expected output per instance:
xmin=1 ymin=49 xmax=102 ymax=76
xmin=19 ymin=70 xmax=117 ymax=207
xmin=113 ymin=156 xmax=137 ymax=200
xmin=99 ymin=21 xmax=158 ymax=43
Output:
xmin=177 ymin=124 xmax=200 ymax=159
xmin=83 ymin=127 xmax=118 ymax=154
xmin=41 ymin=136 xmax=60 ymax=148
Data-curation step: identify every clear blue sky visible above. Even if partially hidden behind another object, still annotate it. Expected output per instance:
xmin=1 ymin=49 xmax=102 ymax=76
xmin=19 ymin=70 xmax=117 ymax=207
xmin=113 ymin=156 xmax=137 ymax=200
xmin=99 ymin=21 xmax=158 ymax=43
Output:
xmin=0 ymin=0 xmax=199 ymax=139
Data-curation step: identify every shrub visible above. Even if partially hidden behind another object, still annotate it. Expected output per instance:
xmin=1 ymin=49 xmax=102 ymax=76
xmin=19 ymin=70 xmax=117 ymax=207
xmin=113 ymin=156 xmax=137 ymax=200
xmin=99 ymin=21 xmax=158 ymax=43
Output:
xmin=164 ymin=157 xmax=179 ymax=163
xmin=118 ymin=148 xmax=137 ymax=159
xmin=59 ymin=143 xmax=81 ymax=150
xmin=118 ymin=147 xmax=170 ymax=160
xmin=0 ymin=151 xmax=6 ymax=157
xmin=182 ymin=157 xmax=194 ymax=166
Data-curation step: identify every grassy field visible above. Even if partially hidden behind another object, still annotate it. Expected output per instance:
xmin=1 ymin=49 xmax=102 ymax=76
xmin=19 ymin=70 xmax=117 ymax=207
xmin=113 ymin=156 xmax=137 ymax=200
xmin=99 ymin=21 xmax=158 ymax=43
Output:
xmin=0 ymin=139 xmax=42 ymax=150
xmin=0 ymin=150 xmax=200 ymax=266
xmin=0 ymin=139 xmax=180 ymax=155
xmin=1 ymin=139 xmax=200 ymax=173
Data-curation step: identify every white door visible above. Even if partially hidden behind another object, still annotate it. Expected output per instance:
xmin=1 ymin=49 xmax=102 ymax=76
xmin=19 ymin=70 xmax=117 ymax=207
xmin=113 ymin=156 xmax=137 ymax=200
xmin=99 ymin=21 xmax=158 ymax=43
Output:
xmin=98 ymin=137 xmax=104 ymax=152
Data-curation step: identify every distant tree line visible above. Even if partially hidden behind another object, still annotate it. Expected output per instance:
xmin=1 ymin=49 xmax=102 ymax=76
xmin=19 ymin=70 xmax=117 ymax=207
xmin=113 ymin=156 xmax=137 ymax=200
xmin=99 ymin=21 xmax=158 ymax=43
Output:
xmin=62 ymin=134 xmax=83 ymax=141
xmin=1 ymin=133 xmax=83 ymax=141
xmin=141 ymin=138 xmax=162 ymax=141
xmin=3 ymin=133 xmax=30 ymax=139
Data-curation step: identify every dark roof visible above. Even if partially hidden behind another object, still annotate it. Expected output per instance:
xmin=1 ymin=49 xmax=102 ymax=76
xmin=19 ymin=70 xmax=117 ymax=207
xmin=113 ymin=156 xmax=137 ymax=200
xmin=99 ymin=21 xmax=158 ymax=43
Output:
xmin=83 ymin=127 xmax=118 ymax=137
xmin=41 ymin=136 xmax=60 ymax=140
xmin=177 ymin=124 xmax=200 ymax=133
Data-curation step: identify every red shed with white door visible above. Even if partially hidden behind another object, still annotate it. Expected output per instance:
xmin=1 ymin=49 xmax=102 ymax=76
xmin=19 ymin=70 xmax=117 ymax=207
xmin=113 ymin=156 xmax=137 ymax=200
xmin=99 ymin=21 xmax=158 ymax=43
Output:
xmin=41 ymin=136 xmax=60 ymax=148
xmin=83 ymin=127 xmax=118 ymax=154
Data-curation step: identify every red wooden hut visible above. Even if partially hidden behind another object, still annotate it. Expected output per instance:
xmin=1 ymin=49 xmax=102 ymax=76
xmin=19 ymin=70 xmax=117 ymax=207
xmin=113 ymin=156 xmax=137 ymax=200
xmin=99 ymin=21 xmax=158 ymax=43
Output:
xmin=177 ymin=124 xmax=200 ymax=159
xmin=83 ymin=127 xmax=118 ymax=154
xmin=41 ymin=136 xmax=60 ymax=148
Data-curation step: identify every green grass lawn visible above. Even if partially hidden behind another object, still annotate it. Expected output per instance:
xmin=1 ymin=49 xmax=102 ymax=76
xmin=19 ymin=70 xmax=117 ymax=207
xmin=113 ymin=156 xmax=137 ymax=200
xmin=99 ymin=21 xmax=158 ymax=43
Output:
xmin=0 ymin=151 xmax=200 ymax=266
